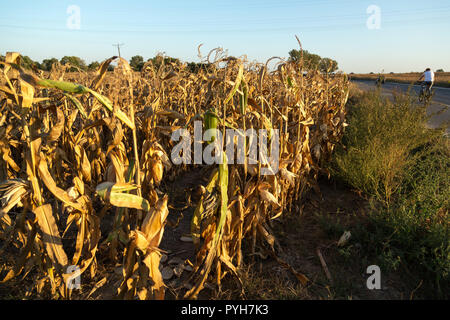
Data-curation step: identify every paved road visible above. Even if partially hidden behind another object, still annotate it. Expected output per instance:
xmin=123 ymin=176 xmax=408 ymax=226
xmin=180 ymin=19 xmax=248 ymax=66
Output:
xmin=352 ymin=80 xmax=449 ymax=134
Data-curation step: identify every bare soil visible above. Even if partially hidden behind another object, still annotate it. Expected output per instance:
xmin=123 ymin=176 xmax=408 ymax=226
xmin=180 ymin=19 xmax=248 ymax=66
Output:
xmin=0 ymin=169 xmax=420 ymax=300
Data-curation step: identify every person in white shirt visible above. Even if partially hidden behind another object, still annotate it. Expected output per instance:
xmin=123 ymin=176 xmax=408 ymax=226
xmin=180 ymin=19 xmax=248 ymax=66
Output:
xmin=418 ymin=68 xmax=435 ymax=94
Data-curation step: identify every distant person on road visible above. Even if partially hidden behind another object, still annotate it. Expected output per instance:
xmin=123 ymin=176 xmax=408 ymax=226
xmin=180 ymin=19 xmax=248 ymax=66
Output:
xmin=418 ymin=68 xmax=435 ymax=94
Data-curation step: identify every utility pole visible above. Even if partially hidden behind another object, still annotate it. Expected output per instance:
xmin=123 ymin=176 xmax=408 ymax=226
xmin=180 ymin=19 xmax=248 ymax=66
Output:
xmin=112 ymin=43 xmax=124 ymax=58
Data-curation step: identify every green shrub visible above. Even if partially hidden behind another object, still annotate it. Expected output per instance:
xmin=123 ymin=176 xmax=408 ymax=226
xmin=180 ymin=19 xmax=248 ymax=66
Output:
xmin=330 ymin=89 xmax=449 ymax=298
xmin=332 ymin=90 xmax=443 ymax=205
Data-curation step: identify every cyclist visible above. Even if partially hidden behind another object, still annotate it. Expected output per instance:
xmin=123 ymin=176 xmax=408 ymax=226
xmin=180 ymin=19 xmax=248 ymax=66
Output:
xmin=418 ymin=68 xmax=435 ymax=96
xmin=375 ymin=75 xmax=385 ymax=87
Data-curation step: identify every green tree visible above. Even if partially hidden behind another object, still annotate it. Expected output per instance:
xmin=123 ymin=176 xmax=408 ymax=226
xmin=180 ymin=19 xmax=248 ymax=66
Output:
xmin=148 ymin=55 xmax=181 ymax=69
xmin=289 ymin=49 xmax=338 ymax=73
xmin=319 ymin=57 xmax=338 ymax=73
xmin=88 ymin=61 xmax=100 ymax=70
xmin=41 ymin=58 xmax=59 ymax=71
xmin=60 ymin=56 xmax=87 ymax=71
xmin=130 ymin=55 xmax=145 ymax=71
xmin=288 ymin=49 xmax=321 ymax=70
xmin=0 ymin=54 xmax=39 ymax=70
xmin=21 ymin=56 xmax=38 ymax=70
xmin=436 ymin=69 xmax=444 ymax=72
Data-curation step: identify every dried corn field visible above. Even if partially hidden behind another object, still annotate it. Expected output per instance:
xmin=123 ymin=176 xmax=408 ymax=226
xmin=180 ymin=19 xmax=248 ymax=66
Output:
xmin=0 ymin=45 xmax=349 ymax=300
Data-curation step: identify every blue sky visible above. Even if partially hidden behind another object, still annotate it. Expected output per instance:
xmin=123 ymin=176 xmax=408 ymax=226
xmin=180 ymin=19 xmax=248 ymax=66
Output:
xmin=1 ymin=0 xmax=449 ymax=73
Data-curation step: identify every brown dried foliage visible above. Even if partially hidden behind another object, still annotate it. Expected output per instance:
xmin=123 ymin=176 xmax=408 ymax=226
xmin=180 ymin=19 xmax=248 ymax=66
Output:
xmin=0 ymin=45 xmax=349 ymax=299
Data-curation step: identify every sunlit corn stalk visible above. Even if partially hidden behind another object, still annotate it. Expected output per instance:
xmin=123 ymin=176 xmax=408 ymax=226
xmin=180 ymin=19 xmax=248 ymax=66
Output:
xmin=0 ymin=47 xmax=349 ymax=300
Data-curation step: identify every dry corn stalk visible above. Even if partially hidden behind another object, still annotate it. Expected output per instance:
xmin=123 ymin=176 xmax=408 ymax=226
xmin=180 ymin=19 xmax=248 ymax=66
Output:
xmin=0 ymin=43 xmax=348 ymax=299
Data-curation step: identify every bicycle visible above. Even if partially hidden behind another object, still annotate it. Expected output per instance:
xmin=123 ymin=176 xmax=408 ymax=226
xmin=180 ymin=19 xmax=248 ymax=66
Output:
xmin=375 ymin=76 xmax=385 ymax=88
xmin=418 ymin=82 xmax=433 ymax=103
xmin=375 ymin=78 xmax=381 ymax=88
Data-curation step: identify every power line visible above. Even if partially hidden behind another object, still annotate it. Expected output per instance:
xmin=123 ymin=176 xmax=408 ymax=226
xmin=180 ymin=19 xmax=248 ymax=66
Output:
xmin=112 ymin=43 xmax=124 ymax=58
xmin=1 ymin=6 xmax=449 ymax=29
xmin=1 ymin=8 xmax=449 ymax=36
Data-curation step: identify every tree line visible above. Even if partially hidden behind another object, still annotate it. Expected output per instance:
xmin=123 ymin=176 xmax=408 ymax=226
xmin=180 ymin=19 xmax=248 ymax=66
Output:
xmin=0 ymin=49 xmax=342 ymax=73
xmin=129 ymin=55 xmax=216 ymax=73
xmin=0 ymin=54 xmax=211 ymax=73
xmin=0 ymin=54 xmax=105 ymax=72
xmin=288 ymin=49 xmax=339 ymax=73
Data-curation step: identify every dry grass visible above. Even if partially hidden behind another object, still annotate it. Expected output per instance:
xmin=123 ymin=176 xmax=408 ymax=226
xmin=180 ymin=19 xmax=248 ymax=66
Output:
xmin=350 ymin=72 xmax=450 ymax=88
xmin=0 ymin=45 xmax=349 ymax=300
xmin=330 ymin=89 xmax=449 ymax=298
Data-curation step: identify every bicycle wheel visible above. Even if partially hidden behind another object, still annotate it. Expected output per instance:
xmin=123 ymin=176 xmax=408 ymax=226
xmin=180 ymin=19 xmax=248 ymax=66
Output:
xmin=418 ymin=90 xmax=424 ymax=103
xmin=424 ymin=88 xmax=433 ymax=103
